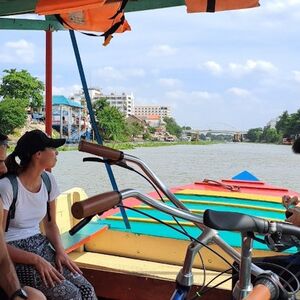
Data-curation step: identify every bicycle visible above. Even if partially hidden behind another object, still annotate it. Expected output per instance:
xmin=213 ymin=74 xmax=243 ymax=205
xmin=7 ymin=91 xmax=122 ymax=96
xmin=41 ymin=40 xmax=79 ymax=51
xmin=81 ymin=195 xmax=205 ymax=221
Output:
xmin=69 ymin=140 xmax=300 ymax=299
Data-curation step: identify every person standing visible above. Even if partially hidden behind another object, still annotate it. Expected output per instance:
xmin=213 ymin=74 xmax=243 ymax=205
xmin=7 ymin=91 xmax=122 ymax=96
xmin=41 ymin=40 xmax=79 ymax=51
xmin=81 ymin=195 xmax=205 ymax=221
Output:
xmin=0 ymin=132 xmax=46 ymax=300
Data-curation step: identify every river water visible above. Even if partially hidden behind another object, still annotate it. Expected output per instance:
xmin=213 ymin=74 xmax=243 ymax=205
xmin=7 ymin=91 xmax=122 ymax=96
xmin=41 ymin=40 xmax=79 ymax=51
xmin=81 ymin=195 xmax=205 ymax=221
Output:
xmin=53 ymin=143 xmax=300 ymax=197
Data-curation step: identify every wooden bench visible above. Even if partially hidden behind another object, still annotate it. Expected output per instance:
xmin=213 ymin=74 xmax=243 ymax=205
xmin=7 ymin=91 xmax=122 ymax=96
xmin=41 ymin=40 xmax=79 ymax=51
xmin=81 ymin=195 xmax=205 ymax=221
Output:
xmin=69 ymin=251 xmax=232 ymax=300
xmin=53 ymin=187 xmax=108 ymax=253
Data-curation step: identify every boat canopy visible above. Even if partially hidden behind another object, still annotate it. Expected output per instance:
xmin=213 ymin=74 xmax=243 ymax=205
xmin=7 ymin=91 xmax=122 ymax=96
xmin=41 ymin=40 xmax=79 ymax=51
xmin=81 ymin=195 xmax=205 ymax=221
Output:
xmin=0 ymin=0 xmax=260 ymax=44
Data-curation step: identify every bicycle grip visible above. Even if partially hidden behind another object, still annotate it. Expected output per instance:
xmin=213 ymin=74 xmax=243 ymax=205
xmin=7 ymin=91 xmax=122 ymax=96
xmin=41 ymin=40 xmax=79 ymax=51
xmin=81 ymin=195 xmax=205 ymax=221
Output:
xmin=78 ymin=140 xmax=124 ymax=161
xmin=71 ymin=191 xmax=122 ymax=219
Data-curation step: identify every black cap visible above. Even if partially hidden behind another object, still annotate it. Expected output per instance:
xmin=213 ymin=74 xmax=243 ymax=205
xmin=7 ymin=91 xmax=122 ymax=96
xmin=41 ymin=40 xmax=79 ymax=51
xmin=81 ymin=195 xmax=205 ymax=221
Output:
xmin=293 ymin=137 xmax=300 ymax=154
xmin=14 ymin=130 xmax=66 ymax=161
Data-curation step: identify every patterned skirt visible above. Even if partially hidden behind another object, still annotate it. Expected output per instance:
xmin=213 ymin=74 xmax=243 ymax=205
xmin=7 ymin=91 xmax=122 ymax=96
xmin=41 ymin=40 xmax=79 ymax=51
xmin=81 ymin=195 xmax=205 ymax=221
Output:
xmin=9 ymin=234 xmax=97 ymax=300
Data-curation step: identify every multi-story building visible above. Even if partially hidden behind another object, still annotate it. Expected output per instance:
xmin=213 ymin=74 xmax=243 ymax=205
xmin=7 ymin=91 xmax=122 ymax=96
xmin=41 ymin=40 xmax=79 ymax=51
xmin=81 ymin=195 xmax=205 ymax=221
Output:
xmin=72 ymin=88 xmax=134 ymax=117
xmin=71 ymin=87 xmax=103 ymax=105
xmin=134 ymin=105 xmax=171 ymax=120
xmin=105 ymin=92 xmax=134 ymax=117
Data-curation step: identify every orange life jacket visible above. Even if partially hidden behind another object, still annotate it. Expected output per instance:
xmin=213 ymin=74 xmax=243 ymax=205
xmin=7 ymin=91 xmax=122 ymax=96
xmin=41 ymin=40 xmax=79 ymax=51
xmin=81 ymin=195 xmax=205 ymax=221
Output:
xmin=185 ymin=0 xmax=260 ymax=13
xmin=35 ymin=0 xmax=131 ymax=46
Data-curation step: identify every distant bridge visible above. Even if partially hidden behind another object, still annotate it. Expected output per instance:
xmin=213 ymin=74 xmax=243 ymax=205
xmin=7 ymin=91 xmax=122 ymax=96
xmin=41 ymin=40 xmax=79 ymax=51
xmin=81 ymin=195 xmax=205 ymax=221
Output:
xmin=200 ymin=129 xmax=248 ymax=136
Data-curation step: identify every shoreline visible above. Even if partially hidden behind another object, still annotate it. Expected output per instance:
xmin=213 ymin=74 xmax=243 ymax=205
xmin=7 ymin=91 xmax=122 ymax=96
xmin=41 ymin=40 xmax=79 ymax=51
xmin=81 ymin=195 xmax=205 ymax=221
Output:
xmin=59 ymin=140 xmax=218 ymax=151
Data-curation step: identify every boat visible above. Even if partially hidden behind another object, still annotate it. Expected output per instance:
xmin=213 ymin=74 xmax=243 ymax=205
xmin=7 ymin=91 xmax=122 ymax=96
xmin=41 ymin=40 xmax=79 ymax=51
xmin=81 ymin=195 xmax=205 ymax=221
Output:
xmin=56 ymin=170 xmax=299 ymax=300
xmin=0 ymin=1 xmax=296 ymax=299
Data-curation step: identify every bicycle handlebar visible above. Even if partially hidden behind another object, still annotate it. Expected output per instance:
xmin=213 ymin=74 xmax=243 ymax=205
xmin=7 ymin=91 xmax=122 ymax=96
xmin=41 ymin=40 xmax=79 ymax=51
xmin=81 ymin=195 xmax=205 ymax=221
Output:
xmin=79 ymin=140 xmax=124 ymax=161
xmin=203 ymin=209 xmax=300 ymax=238
xmin=71 ymin=189 xmax=204 ymax=225
xmin=72 ymin=191 xmax=122 ymax=219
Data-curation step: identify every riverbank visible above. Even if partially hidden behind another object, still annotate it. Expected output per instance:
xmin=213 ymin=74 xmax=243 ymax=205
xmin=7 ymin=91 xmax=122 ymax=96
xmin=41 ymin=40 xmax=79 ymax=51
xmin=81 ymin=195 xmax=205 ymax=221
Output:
xmin=58 ymin=140 xmax=218 ymax=151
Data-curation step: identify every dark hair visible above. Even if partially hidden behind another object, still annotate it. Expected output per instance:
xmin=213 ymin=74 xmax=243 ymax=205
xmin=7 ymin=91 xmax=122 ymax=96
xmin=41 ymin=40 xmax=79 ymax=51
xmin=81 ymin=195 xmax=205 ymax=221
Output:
xmin=0 ymin=132 xmax=8 ymax=147
xmin=5 ymin=151 xmax=32 ymax=175
xmin=293 ymin=137 xmax=300 ymax=154
xmin=5 ymin=130 xmax=65 ymax=175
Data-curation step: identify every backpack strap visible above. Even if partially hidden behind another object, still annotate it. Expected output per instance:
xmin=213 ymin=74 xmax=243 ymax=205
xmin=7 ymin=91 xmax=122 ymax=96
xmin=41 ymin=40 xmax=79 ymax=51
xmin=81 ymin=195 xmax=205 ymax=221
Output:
xmin=5 ymin=174 xmax=18 ymax=232
xmin=5 ymin=172 xmax=52 ymax=232
xmin=41 ymin=171 xmax=52 ymax=222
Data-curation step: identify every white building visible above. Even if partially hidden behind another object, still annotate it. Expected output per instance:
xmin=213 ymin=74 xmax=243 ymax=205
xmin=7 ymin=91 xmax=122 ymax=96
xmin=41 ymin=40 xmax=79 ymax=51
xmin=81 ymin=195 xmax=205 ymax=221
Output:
xmin=105 ymin=92 xmax=134 ymax=117
xmin=71 ymin=87 xmax=103 ymax=103
xmin=134 ymin=105 xmax=171 ymax=120
xmin=71 ymin=88 xmax=134 ymax=117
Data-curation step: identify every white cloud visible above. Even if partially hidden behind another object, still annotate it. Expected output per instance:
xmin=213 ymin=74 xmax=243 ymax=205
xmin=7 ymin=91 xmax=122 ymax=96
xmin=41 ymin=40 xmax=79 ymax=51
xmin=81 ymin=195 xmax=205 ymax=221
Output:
xmin=227 ymin=87 xmax=251 ymax=97
xmin=0 ymin=39 xmax=35 ymax=64
xmin=165 ymin=90 xmax=219 ymax=103
xmin=202 ymin=61 xmax=223 ymax=75
xmin=95 ymin=66 xmax=124 ymax=81
xmin=52 ymin=85 xmax=82 ymax=97
xmin=292 ymin=70 xmax=300 ymax=82
xmin=148 ymin=44 xmax=177 ymax=56
xmin=159 ymin=78 xmax=182 ymax=88
xmin=265 ymin=0 xmax=300 ymax=13
xmin=126 ymin=68 xmax=146 ymax=77
xmin=228 ymin=59 xmax=277 ymax=77
xmin=94 ymin=67 xmax=145 ymax=81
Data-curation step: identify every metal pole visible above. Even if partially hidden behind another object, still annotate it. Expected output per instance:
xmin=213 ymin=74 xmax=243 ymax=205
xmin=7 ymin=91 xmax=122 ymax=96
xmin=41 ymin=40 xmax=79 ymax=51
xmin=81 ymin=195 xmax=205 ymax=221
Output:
xmin=45 ymin=30 xmax=52 ymax=136
xmin=69 ymin=30 xmax=130 ymax=229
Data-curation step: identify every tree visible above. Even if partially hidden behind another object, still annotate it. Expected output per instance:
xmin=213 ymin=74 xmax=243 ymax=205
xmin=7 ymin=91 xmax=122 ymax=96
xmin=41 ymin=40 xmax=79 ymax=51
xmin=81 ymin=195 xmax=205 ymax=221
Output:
xmin=92 ymin=97 xmax=109 ymax=112
xmin=126 ymin=121 xmax=144 ymax=140
xmin=96 ymin=105 xmax=127 ymax=141
xmin=246 ymin=128 xmax=263 ymax=142
xmin=0 ymin=69 xmax=44 ymax=111
xmin=260 ymin=126 xmax=281 ymax=143
xmin=0 ymin=98 xmax=28 ymax=134
xmin=163 ymin=117 xmax=182 ymax=138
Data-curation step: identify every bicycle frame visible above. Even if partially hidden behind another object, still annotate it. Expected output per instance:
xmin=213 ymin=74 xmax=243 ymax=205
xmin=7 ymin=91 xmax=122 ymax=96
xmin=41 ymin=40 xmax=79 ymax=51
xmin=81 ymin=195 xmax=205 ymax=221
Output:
xmin=77 ymin=141 xmax=267 ymax=299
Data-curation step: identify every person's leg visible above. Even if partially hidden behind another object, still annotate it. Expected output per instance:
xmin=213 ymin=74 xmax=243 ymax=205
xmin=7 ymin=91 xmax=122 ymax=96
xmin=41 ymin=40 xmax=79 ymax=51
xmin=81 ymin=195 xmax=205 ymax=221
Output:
xmin=24 ymin=286 xmax=46 ymax=300
xmin=64 ymin=271 xmax=97 ymax=300
xmin=0 ymin=286 xmax=46 ymax=300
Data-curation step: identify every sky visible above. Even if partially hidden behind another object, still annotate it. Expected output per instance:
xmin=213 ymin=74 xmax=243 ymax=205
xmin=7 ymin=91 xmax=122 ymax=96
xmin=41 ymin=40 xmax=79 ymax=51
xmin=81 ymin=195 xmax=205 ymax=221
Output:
xmin=1 ymin=0 xmax=300 ymax=131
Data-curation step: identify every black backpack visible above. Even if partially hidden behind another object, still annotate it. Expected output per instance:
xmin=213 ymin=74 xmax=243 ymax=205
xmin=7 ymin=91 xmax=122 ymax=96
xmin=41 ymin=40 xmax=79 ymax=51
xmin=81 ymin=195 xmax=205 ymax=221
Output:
xmin=5 ymin=171 xmax=52 ymax=232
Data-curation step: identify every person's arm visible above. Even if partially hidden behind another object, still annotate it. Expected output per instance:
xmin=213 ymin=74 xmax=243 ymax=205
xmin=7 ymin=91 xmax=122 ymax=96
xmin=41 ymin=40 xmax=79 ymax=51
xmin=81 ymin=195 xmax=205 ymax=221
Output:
xmin=1 ymin=204 xmax=64 ymax=288
xmin=0 ymin=201 xmax=22 ymax=297
xmin=286 ymin=207 xmax=300 ymax=226
xmin=43 ymin=200 xmax=82 ymax=274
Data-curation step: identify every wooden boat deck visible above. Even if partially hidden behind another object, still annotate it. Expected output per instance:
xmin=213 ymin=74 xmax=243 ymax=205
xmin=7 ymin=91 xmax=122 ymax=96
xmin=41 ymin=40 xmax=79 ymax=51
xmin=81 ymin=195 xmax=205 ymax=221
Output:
xmin=69 ymin=252 xmax=232 ymax=300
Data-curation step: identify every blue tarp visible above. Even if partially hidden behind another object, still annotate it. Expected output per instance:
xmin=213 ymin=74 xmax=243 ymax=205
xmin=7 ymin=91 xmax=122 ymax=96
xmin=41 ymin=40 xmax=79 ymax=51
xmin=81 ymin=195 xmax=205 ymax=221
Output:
xmin=53 ymin=95 xmax=83 ymax=108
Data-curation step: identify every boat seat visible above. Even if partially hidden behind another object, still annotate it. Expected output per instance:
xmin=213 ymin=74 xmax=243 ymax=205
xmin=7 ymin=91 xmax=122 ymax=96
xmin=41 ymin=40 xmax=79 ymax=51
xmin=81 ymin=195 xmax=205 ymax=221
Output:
xmin=47 ymin=187 xmax=109 ymax=253
xmin=69 ymin=251 xmax=232 ymax=300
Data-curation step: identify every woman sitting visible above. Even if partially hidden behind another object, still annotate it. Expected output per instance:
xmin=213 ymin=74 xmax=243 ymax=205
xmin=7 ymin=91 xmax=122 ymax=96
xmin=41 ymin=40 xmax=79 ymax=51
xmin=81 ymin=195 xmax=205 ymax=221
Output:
xmin=0 ymin=130 xmax=97 ymax=300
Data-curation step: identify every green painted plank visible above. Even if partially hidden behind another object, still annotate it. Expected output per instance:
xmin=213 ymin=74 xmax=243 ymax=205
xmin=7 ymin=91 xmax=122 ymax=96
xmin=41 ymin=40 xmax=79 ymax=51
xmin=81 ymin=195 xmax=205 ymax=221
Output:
xmin=0 ymin=17 xmax=65 ymax=30
xmin=0 ymin=0 xmax=37 ymax=16
xmin=61 ymin=222 xmax=108 ymax=252
xmin=0 ymin=0 xmax=185 ymax=17
xmin=125 ymin=0 xmax=185 ymax=12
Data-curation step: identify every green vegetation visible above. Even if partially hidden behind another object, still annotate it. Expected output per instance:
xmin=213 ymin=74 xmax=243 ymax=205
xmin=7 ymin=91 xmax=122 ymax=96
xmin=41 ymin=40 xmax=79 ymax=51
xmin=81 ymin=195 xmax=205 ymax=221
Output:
xmin=0 ymin=69 xmax=44 ymax=111
xmin=0 ymin=69 xmax=45 ymax=135
xmin=246 ymin=109 xmax=300 ymax=144
xmin=163 ymin=116 xmax=182 ymax=138
xmin=0 ymin=98 xmax=28 ymax=134
xmin=93 ymin=98 xmax=145 ymax=142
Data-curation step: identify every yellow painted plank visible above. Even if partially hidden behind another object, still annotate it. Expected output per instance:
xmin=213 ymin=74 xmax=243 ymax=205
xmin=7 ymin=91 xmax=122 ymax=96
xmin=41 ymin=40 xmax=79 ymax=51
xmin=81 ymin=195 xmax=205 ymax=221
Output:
xmin=69 ymin=251 xmax=232 ymax=290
